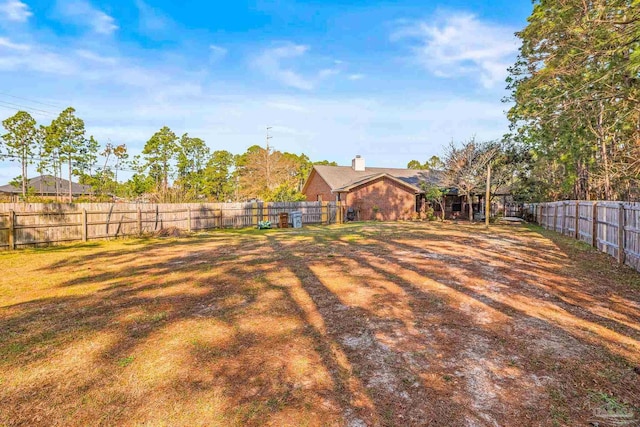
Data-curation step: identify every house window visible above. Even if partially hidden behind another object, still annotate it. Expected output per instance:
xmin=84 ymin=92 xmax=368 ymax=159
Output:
xmin=317 ymin=195 xmax=322 ymax=202
xmin=415 ymin=195 xmax=423 ymax=213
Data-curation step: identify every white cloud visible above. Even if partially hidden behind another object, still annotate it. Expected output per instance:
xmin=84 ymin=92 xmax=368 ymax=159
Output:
xmin=57 ymin=0 xmax=118 ymax=35
xmin=254 ymin=43 xmax=314 ymax=90
xmin=253 ymin=43 xmax=342 ymax=90
xmin=209 ymin=44 xmax=227 ymax=60
xmin=392 ymin=13 xmax=518 ymax=88
xmin=0 ymin=36 xmax=30 ymax=50
xmin=75 ymin=49 xmax=117 ymax=65
xmin=92 ymin=13 xmax=117 ymax=35
xmin=348 ymin=74 xmax=364 ymax=80
xmin=266 ymin=101 xmax=308 ymax=112
xmin=0 ymin=67 xmax=511 ymax=184
xmin=135 ymin=0 xmax=171 ymax=34
xmin=0 ymin=12 xmax=513 ymax=185
xmin=268 ymin=125 xmax=313 ymax=138
xmin=0 ymin=0 xmax=32 ymax=22
xmin=0 ymin=49 xmax=77 ymax=74
xmin=318 ymin=68 xmax=339 ymax=78
xmin=0 ymin=41 xmax=174 ymax=88
xmin=74 ymin=89 xmax=506 ymax=159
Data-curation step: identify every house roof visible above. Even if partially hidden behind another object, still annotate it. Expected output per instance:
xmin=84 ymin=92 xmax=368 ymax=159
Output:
xmin=305 ymin=165 xmax=440 ymax=194
xmin=332 ymin=173 xmax=423 ymax=193
xmin=0 ymin=175 xmax=92 ymax=195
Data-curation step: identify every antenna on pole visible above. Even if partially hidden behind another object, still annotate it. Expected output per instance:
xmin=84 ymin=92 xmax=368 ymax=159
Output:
xmin=266 ymin=126 xmax=273 ymax=151
xmin=265 ymin=127 xmax=274 ymax=191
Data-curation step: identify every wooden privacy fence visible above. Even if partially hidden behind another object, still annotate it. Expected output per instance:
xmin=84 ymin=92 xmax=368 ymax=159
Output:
xmin=524 ymin=201 xmax=640 ymax=272
xmin=0 ymin=201 xmax=340 ymax=250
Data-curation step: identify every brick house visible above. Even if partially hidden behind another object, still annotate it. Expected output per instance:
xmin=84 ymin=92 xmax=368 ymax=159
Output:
xmin=302 ymin=156 xmax=464 ymax=221
xmin=303 ymin=156 xmax=515 ymax=221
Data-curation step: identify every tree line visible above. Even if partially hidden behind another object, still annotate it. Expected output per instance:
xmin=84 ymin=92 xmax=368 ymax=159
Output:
xmin=506 ymin=0 xmax=639 ymax=201
xmin=2 ymin=107 xmax=525 ymax=213
xmin=0 ymin=109 xmax=336 ymax=202
xmin=409 ymin=0 xmax=639 ymax=204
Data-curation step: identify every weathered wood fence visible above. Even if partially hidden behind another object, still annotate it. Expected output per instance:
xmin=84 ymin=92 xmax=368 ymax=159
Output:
xmin=0 ymin=201 xmax=340 ymax=250
xmin=524 ymin=201 xmax=640 ymax=272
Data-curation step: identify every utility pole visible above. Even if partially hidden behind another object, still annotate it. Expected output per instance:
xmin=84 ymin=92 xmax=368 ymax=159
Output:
xmin=266 ymin=126 xmax=272 ymax=151
xmin=266 ymin=127 xmax=273 ymax=190
xmin=485 ymin=162 xmax=491 ymax=228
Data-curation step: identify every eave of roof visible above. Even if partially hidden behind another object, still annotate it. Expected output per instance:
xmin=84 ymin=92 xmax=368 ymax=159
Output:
xmin=309 ymin=164 xmax=438 ymax=190
xmin=300 ymin=168 xmax=317 ymax=195
xmin=0 ymin=175 xmax=92 ymax=195
xmin=303 ymin=164 xmax=513 ymax=197
xmin=332 ymin=173 xmax=422 ymax=193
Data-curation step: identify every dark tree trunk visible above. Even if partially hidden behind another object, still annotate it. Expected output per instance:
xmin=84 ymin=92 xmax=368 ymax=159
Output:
xmin=68 ymin=157 xmax=73 ymax=202
xmin=21 ymin=146 xmax=27 ymax=200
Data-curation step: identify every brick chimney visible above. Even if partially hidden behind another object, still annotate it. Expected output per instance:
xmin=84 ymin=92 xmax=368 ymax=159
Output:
xmin=352 ymin=155 xmax=365 ymax=171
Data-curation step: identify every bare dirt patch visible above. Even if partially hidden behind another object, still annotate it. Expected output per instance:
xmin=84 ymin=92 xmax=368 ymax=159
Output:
xmin=153 ymin=225 xmax=188 ymax=238
xmin=0 ymin=222 xmax=639 ymax=426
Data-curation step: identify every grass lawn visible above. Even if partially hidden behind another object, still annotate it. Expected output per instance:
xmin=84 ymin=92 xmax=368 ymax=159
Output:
xmin=1 ymin=222 xmax=639 ymax=426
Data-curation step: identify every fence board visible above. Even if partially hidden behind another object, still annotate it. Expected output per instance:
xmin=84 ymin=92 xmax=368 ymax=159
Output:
xmin=577 ymin=202 xmax=593 ymax=244
xmin=525 ymin=200 xmax=640 ymax=274
xmin=0 ymin=201 xmax=339 ymax=250
xmin=624 ymin=203 xmax=640 ymax=271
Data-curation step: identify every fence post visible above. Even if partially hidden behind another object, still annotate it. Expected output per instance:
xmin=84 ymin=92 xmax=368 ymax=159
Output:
xmin=252 ymin=202 xmax=258 ymax=227
xmin=592 ymin=202 xmax=598 ymax=248
xmin=547 ymin=204 xmax=551 ymax=228
xmin=137 ymin=207 xmax=142 ymax=235
xmin=187 ymin=206 xmax=192 ymax=233
xmin=553 ymin=204 xmax=558 ymax=232
xmin=81 ymin=208 xmax=88 ymax=242
xmin=561 ymin=202 xmax=566 ymax=235
xmin=8 ymin=210 xmax=15 ymax=250
xmin=322 ymin=202 xmax=328 ymax=224
xmin=618 ymin=203 xmax=625 ymax=265
xmin=341 ymin=202 xmax=346 ymax=224
xmin=538 ymin=203 xmax=544 ymax=227
xmin=574 ymin=201 xmax=579 ymax=240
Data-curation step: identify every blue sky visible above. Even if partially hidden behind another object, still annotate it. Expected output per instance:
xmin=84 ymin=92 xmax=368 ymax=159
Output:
xmin=0 ymin=0 xmax=533 ymax=184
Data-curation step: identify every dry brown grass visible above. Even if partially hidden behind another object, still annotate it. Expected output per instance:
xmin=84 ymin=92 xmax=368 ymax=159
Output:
xmin=0 ymin=222 xmax=639 ymax=426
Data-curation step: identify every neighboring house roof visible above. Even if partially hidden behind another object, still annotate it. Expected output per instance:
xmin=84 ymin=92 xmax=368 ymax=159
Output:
xmin=0 ymin=175 xmax=91 ymax=195
xmin=306 ymin=165 xmax=440 ymax=194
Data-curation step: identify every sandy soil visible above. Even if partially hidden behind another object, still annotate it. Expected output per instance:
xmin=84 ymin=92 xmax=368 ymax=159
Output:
xmin=0 ymin=222 xmax=638 ymax=426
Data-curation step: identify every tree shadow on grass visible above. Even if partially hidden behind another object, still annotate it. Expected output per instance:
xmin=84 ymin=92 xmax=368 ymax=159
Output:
xmin=40 ymin=234 xmax=223 ymax=271
xmin=1 ymin=222 xmax=639 ymax=426
xmin=274 ymin=221 xmax=640 ymax=424
xmin=265 ymin=233 xmax=472 ymax=426
xmin=1 ymin=234 xmax=349 ymax=426
xmin=361 ymin=226 xmax=640 ymax=351
xmin=343 ymin=223 xmax=640 ymax=424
